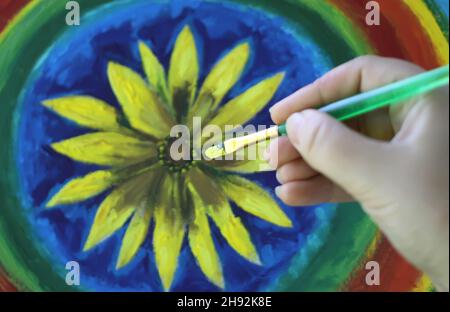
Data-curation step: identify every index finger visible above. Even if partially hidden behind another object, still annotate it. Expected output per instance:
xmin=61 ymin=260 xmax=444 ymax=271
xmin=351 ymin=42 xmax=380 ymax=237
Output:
xmin=269 ymin=55 xmax=423 ymax=124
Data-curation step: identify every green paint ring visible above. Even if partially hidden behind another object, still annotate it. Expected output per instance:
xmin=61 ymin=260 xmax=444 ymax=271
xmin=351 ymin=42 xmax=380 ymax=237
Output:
xmin=0 ymin=0 xmax=376 ymax=291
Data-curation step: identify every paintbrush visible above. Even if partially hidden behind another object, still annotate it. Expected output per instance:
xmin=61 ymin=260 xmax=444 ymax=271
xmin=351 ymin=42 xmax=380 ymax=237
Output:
xmin=205 ymin=64 xmax=449 ymax=159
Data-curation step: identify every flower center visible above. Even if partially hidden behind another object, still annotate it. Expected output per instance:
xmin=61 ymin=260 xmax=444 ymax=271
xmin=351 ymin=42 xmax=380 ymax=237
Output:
xmin=157 ymin=136 xmax=195 ymax=173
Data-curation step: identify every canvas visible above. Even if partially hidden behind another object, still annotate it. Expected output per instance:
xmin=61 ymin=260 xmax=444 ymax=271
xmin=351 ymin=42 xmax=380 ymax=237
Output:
xmin=0 ymin=0 xmax=448 ymax=292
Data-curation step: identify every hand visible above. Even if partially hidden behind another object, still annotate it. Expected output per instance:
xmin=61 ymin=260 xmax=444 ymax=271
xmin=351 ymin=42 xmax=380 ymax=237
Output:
xmin=266 ymin=56 xmax=449 ymax=291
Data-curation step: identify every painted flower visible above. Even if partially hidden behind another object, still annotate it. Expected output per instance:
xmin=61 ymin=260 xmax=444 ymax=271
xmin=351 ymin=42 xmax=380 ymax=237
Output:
xmin=43 ymin=26 xmax=291 ymax=290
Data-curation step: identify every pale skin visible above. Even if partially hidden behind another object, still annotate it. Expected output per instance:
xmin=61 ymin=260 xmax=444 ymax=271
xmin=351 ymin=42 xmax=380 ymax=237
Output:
xmin=265 ymin=56 xmax=449 ymax=291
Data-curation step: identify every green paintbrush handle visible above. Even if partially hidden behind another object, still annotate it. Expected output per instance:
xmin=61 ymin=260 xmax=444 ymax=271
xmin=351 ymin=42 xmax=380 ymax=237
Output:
xmin=277 ymin=64 xmax=449 ymax=136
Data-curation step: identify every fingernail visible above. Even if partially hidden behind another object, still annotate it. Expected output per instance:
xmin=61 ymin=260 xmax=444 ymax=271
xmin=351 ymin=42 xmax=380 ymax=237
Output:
xmin=275 ymin=170 xmax=283 ymax=184
xmin=269 ymin=105 xmax=277 ymax=123
xmin=269 ymin=105 xmax=275 ymax=114
xmin=275 ymin=186 xmax=281 ymax=197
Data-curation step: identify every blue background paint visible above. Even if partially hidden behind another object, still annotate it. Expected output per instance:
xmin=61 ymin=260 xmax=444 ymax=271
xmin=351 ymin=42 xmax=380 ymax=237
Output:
xmin=16 ymin=0 xmax=336 ymax=291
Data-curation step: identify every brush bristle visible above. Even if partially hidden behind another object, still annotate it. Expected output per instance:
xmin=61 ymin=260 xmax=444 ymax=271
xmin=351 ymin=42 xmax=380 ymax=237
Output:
xmin=204 ymin=144 xmax=225 ymax=159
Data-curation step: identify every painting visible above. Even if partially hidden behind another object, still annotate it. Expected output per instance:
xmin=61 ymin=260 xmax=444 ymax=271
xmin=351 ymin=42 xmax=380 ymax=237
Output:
xmin=0 ymin=0 xmax=448 ymax=292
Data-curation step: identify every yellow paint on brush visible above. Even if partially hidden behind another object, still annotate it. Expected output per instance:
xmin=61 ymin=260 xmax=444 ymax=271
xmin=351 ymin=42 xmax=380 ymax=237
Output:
xmin=204 ymin=144 xmax=226 ymax=159
xmin=204 ymin=126 xmax=279 ymax=159
xmin=404 ymin=0 xmax=449 ymax=64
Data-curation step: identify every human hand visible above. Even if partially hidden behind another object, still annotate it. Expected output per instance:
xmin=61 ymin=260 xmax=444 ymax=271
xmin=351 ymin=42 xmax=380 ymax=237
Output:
xmin=266 ymin=56 xmax=449 ymax=291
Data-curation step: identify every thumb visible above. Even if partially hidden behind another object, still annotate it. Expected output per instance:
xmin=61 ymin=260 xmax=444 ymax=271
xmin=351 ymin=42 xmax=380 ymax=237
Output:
xmin=286 ymin=110 xmax=396 ymax=199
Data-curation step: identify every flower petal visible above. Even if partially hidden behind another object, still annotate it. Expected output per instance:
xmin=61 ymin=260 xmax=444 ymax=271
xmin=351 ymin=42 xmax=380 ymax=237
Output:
xmin=116 ymin=169 xmax=164 ymax=269
xmin=168 ymin=26 xmax=199 ymax=120
xmin=187 ymin=168 xmax=260 ymax=265
xmin=188 ymin=187 xmax=224 ymax=288
xmin=46 ymin=170 xmax=116 ymax=208
xmin=209 ymin=203 xmax=261 ymax=265
xmin=139 ymin=41 xmax=170 ymax=104
xmin=219 ymin=175 xmax=292 ymax=227
xmin=153 ymin=174 xmax=185 ymax=291
xmin=52 ymin=132 xmax=156 ymax=166
xmin=189 ymin=42 xmax=250 ymax=123
xmin=209 ymin=142 xmax=272 ymax=173
xmin=115 ymin=209 xmax=151 ymax=269
xmin=212 ymin=159 xmax=271 ymax=173
xmin=108 ymin=62 xmax=174 ymax=138
xmin=83 ymin=172 xmax=155 ymax=251
xmin=208 ymin=73 xmax=285 ymax=128
xmin=42 ymin=96 xmax=123 ymax=131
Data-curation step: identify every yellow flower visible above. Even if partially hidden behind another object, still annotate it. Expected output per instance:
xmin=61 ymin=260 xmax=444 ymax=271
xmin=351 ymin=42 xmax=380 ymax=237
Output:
xmin=43 ymin=26 xmax=292 ymax=290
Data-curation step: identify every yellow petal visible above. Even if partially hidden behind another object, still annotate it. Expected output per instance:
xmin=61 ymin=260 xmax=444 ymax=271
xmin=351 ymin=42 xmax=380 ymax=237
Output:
xmin=153 ymin=174 xmax=185 ymax=291
xmin=188 ymin=188 xmax=224 ymax=288
xmin=219 ymin=175 xmax=292 ymax=227
xmin=138 ymin=41 xmax=170 ymax=103
xmin=107 ymin=62 xmax=174 ymax=138
xmin=46 ymin=170 xmax=116 ymax=208
xmin=52 ymin=132 xmax=156 ymax=166
xmin=42 ymin=96 xmax=122 ymax=131
xmin=116 ymin=169 xmax=164 ymax=269
xmin=212 ymin=159 xmax=271 ymax=173
xmin=168 ymin=26 xmax=199 ymax=118
xmin=208 ymin=73 xmax=284 ymax=128
xmin=187 ymin=168 xmax=260 ymax=265
xmin=189 ymin=42 xmax=250 ymax=123
xmin=83 ymin=172 xmax=154 ymax=251
xmin=115 ymin=208 xmax=151 ymax=269
xmin=209 ymin=203 xmax=261 ymax=265
xmin=209 ymin=141 xmax=271 ymax=173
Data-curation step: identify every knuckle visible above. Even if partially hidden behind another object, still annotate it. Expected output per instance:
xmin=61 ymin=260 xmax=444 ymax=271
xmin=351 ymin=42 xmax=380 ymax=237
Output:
xmin=312 ymin=77 xmax=330 ymax=104
xmin=354 ymin=54 xmax=379 ymax=65
xmin=301 ymin=112 xmax=331 ymax=158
